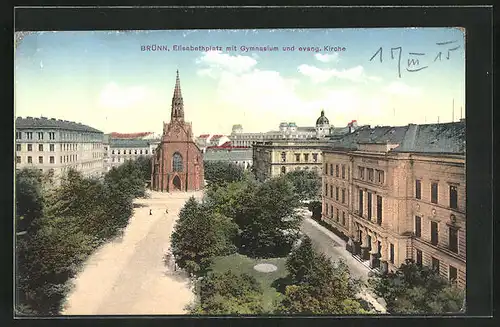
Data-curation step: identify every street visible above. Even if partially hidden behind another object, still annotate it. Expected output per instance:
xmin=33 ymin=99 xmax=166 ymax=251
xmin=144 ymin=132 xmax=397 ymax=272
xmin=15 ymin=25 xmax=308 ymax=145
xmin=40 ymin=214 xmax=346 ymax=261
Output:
xmin=61 ymin=191 xmax=203 ymax=315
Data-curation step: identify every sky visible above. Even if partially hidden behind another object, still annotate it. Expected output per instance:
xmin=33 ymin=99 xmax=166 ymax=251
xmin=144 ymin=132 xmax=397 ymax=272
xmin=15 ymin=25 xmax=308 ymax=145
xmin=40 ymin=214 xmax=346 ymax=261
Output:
xmin=14 ymin=28 xmax=466 ymax=136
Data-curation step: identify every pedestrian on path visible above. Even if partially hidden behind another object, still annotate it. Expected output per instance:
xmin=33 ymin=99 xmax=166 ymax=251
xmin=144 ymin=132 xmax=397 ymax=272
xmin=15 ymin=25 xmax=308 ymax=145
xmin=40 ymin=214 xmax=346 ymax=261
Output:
xmin=149 ymin=209 xmax=152 ymax=215
xmin=165 ymin=208 xmax=168 ymax=214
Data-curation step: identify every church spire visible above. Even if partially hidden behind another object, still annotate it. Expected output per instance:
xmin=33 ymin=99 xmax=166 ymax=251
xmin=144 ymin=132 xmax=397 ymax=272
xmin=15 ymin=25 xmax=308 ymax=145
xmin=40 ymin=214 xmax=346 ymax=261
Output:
xmin=171 ymin=69 xmax=184 ymax=121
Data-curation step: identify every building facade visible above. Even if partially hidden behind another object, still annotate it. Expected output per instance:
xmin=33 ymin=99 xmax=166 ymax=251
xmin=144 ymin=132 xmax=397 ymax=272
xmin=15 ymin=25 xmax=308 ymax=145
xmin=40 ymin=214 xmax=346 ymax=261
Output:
xmin=321 ymin=121 xmax=466 ymax=288
xmin=15 ymin=116 xmax=104 ymax=180
xmin=151 ymin=70 xmax=204 ymax=192
xmin=107 ymin=139 xmax=151 ymax=170
xmin=252 ymin=139 xmax=328 ymax=182
xmin=203 ymin=142 xmax=253 ymax=169
xmin=230 ymin=111 xmax=357 ymax=147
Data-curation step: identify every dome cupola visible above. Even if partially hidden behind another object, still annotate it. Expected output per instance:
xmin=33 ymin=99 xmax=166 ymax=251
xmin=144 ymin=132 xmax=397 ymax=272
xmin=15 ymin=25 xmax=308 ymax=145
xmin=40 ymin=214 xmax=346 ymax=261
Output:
xmin=316 ymin=110 xmax=330 ymax=126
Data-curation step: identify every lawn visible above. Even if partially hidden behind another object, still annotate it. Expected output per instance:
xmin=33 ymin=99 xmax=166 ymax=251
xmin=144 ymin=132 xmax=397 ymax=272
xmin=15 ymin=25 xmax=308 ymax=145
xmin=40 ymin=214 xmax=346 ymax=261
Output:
xmin=209 ymin=253 xmax=288 ymax=313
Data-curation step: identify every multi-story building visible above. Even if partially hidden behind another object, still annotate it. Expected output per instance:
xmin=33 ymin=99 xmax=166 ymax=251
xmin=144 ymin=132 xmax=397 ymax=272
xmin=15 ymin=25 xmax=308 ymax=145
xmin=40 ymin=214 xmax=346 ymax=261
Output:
xmin=203 ymin=141 xmax=253 ymax=169
xmin=321 ymin=121 xmax=466 ymax=288
xmin=230 ymin=111 xmax=358 ymax=147
xmin=252 ymin=139 xmax=329 ymax=182
xmin=103 ymin=132 xmax=160 ymax=171
xmin=107 ymin=138 xmax=151 ymax=170
xmin=15 ymin=116 xmax=105 ymax=180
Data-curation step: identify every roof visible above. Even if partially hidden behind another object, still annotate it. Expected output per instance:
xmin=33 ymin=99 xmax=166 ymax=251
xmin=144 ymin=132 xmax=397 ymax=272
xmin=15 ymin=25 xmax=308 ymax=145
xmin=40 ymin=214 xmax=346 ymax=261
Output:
xmin=316 ymin=110 xmax=330 ymax=126
xmin=198 ymin=134 xmax=210 ymax=138
xmin=296 ymin=127 xmax=316 ymax=132
xmin=16 ymin=116 xmax=103 ymax=133
xmin=327 ymin=125 xmax=408 ymax=150
xmin=325 ymin=121 xmax=465 ymax=154
xmin=393 ymin=122 xmax=466 ymax=154
xmin=211 ymin=134 xmax=224 ymax=140
xmin=206 ymin=141 xmax=251 ymax=150
xmin=204 ymin=147 xmax=253 ymax=161
xmin=110 ymin=132 xmax=153 ymax=139
xmin=109 ymin=138 xmax=150 ymax=148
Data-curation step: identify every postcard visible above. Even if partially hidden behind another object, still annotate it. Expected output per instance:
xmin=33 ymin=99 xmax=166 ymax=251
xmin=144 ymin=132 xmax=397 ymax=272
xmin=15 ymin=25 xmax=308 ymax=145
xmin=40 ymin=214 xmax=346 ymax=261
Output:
xmin=14 ymin=27 xmax=466 ymax=317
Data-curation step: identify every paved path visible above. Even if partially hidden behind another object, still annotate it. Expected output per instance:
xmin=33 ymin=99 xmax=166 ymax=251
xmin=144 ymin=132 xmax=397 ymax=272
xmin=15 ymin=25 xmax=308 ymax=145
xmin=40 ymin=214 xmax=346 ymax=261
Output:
xmin=300 ymin=214 xmax=387 ymax=313
xmin=61 ymin=191 xmax=203 ymax=316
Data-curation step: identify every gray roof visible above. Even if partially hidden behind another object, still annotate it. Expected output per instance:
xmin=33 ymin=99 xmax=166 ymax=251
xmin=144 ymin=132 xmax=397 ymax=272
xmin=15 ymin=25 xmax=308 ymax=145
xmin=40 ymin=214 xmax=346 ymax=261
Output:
xmin=394 ymin=121 xmax=466 ymax=154
xmin=330 ymin=127 xmax=350 ymax=136
xmin=326 ymin=121 xmax=465 ymax=154
xmin=109 ymin=138 xmax=150 ymax=148
xmin=16 ymin=116 xmax=103 ymax=133
xmin=103 ymin=134 xmax=110 ymax=144
xmin=203 ymin=148 xmax=253 ymax=161
xmin=327 ymin=125 xmax=409 ymax=150
xmin=296 ymin=127 xmax=316 ymax=132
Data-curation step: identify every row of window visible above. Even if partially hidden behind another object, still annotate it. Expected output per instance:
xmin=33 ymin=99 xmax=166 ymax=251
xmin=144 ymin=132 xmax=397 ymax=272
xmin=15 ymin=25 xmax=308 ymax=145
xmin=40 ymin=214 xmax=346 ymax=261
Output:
xmin=282 ymin=152 xmax=319 ymax=163
xmin=415 ymin=179 xmax=459 ymax=210
xmin=324 ymin=183 xmax=347 ymax=204
xmin=15 ymin=154 xmax=89 ymax=164
xmin=324 ymin=163 xmax=348 ymax=180
xmin=326 ymin=205 xmax=347 ymax=226
xmin=358 ymin=190 xmax=383 ymax=225
xmin=111 ymin=149 xmax=149 ymax=155
xmin=414 ymin=216 xmax=459 ymax=253
xmin=16 ymin=131 xmax=100 ymax=141
xmin=17 ymin=156 xmax=55 ymax=164
xmin=16 ymin=131 xmax=56 ymax=140
xmin=358 ymin=167 xmax=385 ymax=184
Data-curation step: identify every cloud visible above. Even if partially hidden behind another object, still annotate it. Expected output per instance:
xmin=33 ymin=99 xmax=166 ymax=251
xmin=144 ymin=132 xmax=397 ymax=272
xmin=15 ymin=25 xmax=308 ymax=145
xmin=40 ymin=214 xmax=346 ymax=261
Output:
xmin=298 ymin=64 xmax=371 ymax=83
xmin=196 ymin=50 xmax=257 ymax=77
xmin=194 ymin=51 xmax=389 ymax=131
xmin=98 ymin=82 xmax=150 ymax=109
xmin=384 ymin=81 xmax=421 ymax=96
xmin=314 ymin=53 xmax=339 ymax=63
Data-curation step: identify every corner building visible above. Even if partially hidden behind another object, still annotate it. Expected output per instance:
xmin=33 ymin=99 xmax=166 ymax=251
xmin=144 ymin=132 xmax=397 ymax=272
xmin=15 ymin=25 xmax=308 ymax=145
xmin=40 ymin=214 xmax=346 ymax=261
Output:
xmin=321 ymin=121 xmax=466 ymax=289
xmin=151 ymin=70 xmax=204 ymax=192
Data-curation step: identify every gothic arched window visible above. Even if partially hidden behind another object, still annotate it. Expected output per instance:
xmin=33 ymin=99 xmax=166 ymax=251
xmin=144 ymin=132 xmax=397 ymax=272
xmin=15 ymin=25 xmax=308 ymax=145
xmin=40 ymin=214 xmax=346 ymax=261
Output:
xmin=173 ymin=152 xmax=183 ymax=172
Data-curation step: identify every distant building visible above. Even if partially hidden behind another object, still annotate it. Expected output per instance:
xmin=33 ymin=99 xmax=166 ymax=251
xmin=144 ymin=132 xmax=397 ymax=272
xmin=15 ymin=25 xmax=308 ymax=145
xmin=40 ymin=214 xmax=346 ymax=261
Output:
xmin=151 ymin=70 xmax=204 ymax=192
xmin=107 ymin=138 xmax=151 ymax=170
xmin=229 ymin=110 xmax=358 ymax=147
xmin=203 ymin=141 xmax=253 ymax=169
xmin=104 ymin=132 xmax=160 ymax=171
xmin=15 ymin=116 xmax=104 ymax=180
xmin=321 ymin=121 xmax=466 ymax=288
xmin=252 ymin=139 xmax=330 ymax=182
xmin=195 ymin=134 xmax=231 ymax=152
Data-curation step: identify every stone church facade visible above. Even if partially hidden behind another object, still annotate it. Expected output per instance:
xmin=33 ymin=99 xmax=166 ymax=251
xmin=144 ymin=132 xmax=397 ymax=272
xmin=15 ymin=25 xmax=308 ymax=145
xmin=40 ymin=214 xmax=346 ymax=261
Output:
xmin=151 ymin=70 xmax=204 ymax=192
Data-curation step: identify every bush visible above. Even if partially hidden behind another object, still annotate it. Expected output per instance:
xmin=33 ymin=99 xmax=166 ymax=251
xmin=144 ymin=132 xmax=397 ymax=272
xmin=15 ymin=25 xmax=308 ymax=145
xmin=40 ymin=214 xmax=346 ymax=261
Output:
xmin=190 ymin=271 xmax=265 ymax=314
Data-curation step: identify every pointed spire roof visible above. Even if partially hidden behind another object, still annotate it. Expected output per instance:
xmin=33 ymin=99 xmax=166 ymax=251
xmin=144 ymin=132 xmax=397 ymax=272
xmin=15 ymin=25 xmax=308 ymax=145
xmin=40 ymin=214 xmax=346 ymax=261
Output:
xmin=171 ymin=69 xmax=184 ymax=121
xmin=173 ymin=69 xmax=182 ymax=99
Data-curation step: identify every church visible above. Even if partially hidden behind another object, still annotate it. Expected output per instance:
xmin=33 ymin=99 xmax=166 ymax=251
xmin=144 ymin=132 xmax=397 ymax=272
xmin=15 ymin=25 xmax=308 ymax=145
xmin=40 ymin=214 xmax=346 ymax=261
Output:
xmin=151 ymin=70 xmax=204 ymax=192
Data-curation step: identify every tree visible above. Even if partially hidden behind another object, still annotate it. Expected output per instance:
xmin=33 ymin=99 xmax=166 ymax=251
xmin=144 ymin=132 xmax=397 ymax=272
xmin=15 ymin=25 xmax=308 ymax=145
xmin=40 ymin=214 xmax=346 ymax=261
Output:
xmin=237 ymin=176 xmax=302 ymax=257
xmin=277 ymin=239 xmax=366 ymax=315
xmin=15 ymin=168 xmax=45 ymax=234
xmin=190 ymin=271 xmax=265 ymax=314
xmin=171 ymin=197 xmax=238 ymax=276
xmin=134 ymin=155 xmax=152 ymax=181
xmin=204 ymin=161 xmax=245 ymax=188
xmin=285 ymin=236 xmax=317 ymax=285
xmin=104 ymin=160 xmax=146 ymax=200
xmin=283 ymin=170 xmax=321 ymax=202
xmin=307 ymin=201 xmax=322 ymax=220
xmin=369 ymin=259 xmax=464 ymax=314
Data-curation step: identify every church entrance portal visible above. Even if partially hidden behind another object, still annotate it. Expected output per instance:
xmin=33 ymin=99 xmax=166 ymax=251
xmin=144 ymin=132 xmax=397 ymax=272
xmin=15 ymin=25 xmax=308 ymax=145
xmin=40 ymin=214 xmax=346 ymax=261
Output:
xmin=172 ymin=175 xmax=182 ymax=191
